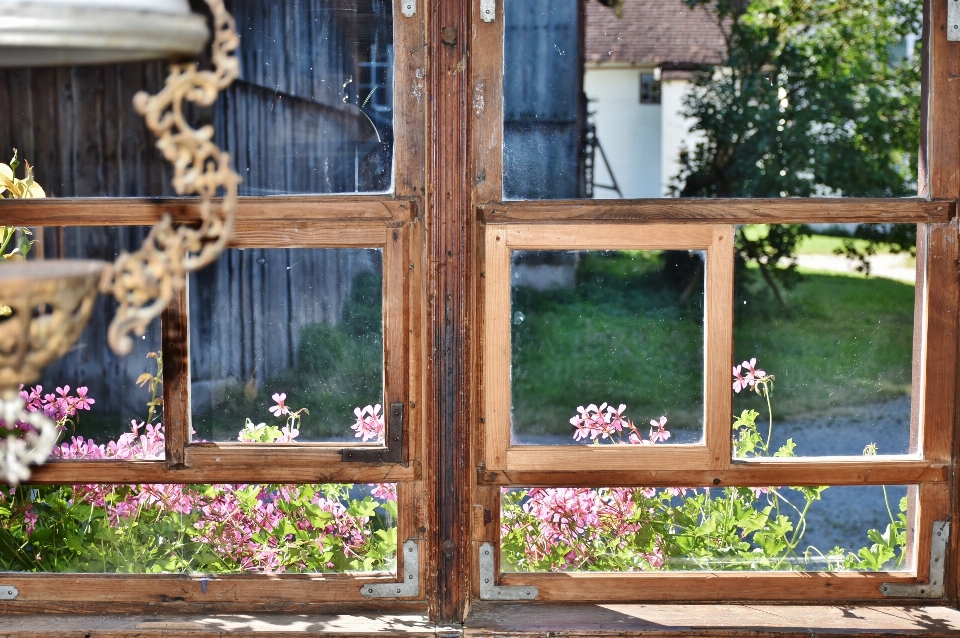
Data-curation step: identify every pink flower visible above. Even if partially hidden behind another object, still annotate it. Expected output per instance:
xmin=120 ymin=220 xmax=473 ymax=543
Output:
xmin=604 ymin=404 xmax=629 ymax=434
xmin=269 ymin=393 xmax=290 ymax=417
xmin=741 ymin=358 xmax=765 ymax=381
xmin=74 ymin=387 xmax=94 ymax=410
xmin=368 ymin=483 xmax=398 ymax=501
xmin=352 ymin=404 xmax=385 ymax=442
xmin=732 ymin=365 xmax=749 ymax=393
xmin=649 ymin=416 xmax=670 ymax=443
xmin=570 ymin=403 xmax=615 ymax=441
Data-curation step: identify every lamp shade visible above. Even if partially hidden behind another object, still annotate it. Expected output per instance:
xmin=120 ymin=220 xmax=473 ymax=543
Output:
xmin=0 ymin=0 xmax=208 ymax=66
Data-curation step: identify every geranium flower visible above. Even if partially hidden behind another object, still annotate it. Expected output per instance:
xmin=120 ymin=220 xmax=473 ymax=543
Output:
xmin=269 ymin=393 xmax=289 ymax=417
xmin=741 ymin=358 xmax=765 ymax=380
xmin=352 ymin=404 xmax=385 ymax=442
xmin=74 ymin=387 xmax=95 ymax=410
xmin=732 ymin=365 xmax=749 ymax=393
xmin=649 ymin=416 xmax=670 ymax=443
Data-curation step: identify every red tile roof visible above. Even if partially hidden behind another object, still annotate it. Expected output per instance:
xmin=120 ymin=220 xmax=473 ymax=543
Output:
xmin=586 ymin=0 xmax=727 ymax=68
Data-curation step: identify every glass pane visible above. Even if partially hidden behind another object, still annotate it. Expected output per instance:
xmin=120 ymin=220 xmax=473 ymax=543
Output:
xmin=501 ymin=484 xmax=913 ymax=572
xmin=510 ymin=249 xmax=704 ymax=445
xmin=504 ymin=0 xmax=920 ymax=200
xmin=0 ymin=483 xmax=396 ymax=573
xmin=733 ymin=224 xmax=916 ymax=458
xmin=24 ymin=227 xmax=164 ymax=459
xmin=0 ymin=0 xmax=394 ymax=197
xmin=189 ymin=248 xmax=384 ymax=443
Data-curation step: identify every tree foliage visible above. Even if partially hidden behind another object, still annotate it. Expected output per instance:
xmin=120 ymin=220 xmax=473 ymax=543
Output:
xmin=672 ymin=0 xmax=921 ymax=302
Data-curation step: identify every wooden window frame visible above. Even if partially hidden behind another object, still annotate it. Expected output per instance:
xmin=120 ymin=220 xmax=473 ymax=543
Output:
xmin=483 ymin=223 xmax=733 ymax=473
xmin=468 ymin=0 xmax=960 ymax=609
xmin=0 ymin=3 xmax=431 ymax=614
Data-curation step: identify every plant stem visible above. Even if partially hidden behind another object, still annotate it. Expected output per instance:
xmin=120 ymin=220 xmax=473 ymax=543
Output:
xmin=763 ymin=384 xmax=774 ymax=454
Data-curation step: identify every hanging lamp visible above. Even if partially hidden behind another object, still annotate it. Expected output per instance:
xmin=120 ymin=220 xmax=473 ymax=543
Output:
xmin=0 ymin=0 xmax=241 ymax=484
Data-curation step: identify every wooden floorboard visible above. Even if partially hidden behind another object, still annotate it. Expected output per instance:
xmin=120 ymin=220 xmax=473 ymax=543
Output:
xmin=464 ymin=603 xmax=960 ymax=636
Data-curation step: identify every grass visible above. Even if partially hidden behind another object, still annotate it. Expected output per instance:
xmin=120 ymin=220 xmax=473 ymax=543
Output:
xmin=511 ymin=243 xmax=915 ymax=438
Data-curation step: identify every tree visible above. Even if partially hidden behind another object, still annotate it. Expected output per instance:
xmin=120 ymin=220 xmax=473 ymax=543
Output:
xmin=672 ymin=0 xmax=921 ymax=303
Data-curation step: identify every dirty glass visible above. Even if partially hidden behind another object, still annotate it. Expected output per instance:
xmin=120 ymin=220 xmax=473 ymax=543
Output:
xmin=189 ymin=248 xmax=384 ymax=443
xmin=0 ymin=0 xmax=394 ymax=197
xmin=503 ymin=0 xmax=920 ymax=200
xmin=0 ymin=483 xmax=397 ymax=573
xmin=501 ymin=484 xmax=914 ymax=573
xmin=20 ymin=226 xmax=164 ymax=460
xmin=510 ymin=249 xmax=705 ymax=445
xmin=732 ymin=224 xmax=916 ymax=458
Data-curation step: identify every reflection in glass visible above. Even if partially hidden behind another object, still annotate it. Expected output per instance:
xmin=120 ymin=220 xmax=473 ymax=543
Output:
xmin=0 ymin=0 xmax=394 ymax=197
xmin=504 ymin=0 xmax=920 ymax=200
xmin=510 ymin=250 xmax=704 ymax=445
xmin=189 ymin=248 xmax=384 ymax=443
xmin=734 ymin=225 xmax=916 ymax=457
xmin=34 ymin=227 xmax=163 ymax=455
xmin=0 ymin=483 xmax=397 ymax=573
xmin=501 ymin=484 xmax=913 ymax=573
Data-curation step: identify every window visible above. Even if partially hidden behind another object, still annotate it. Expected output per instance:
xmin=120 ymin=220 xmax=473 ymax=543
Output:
xmin=2 ymin=0 xmax=960 ymax=630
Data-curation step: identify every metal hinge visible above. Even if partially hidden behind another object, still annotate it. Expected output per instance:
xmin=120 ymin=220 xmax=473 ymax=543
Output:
xmin=361 ymin=539 xmax=419 ymax=598
xmin=401 ymin=0 xmax=415 ymax=17
xmin=342 ymin=403 xmax=404 ymax=463
xmin=0 ymin=585 xmax=17 ymax=600
xmin=478 ymin=542 xmax=538 ymax=600
xmin=480 ymin=0 xmax=495 ymax=22
xmin=950 ymin=0 xmax=960 ymax=40
xmin=881 ymin=519 xmax=948 ymax=598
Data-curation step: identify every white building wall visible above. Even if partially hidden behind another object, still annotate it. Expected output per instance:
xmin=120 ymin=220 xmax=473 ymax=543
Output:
xmin=583 ymin=65 xmax=661 ymax=199
xmin=660 ymin=77 xmax=702 ymax=197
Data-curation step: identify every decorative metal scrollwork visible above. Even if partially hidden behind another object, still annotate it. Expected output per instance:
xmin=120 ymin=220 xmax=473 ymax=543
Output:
xmin=101 ymin=0 xmax=242 ymax=355
xmin=0 ymin=390 xmax=58 ymax=486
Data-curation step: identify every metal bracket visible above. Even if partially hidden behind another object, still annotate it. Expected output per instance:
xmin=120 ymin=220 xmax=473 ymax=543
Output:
xmin=401 ymin=0 xmax=415 ymax=18
xmin=881 ymin=519 xmax=948 ymax=598
xmin=949 ymin=0 xmax=960 ymax=41
xmin=479 ymin=0 xmax=495 ymax=22
xmin=0 ymin=585 xmax=17 ymax=600
xmin=342 ymin=402 xmax=404 ymax=463
xmin=361 ymin=539 xmax=419 ymax=598
xmin=478 ymin=542 xmax=538 ymax=600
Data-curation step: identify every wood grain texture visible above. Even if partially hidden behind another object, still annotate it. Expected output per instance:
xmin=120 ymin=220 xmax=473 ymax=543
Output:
xmin=481 ymin=199 xmax=954 ymax=224
xmin=0 ymin=197 xmax=412 ymax=226
xmin=919 ymin=0 xmax=960 ymax=199
xmin=161 ymin=284 xmax=190 ymax=468
xmin=482 ymin=226 xmax=511 ymax=472
xmin=498 ymin=571 xmax=927 ymax=603
xmin=393 ymin=0 xmax=427 ymax=199
xmin=478 ymin=460 xmax=947 ymax=487
xmin=465 ymin=602 xmax=960 ymax=636
xmin=26 ymin=455 xmax=419 ymax=485
xmin=704 ymin=226 xmax=734 ymax=470
xmin=0 ymin=612 xmax=436 ymax=636
xmin=469 ymin=0 xmax=505 ymax=203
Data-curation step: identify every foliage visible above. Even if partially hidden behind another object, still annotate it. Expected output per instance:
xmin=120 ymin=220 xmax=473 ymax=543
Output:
xmin=501 ymin=359 xmax=909 ymax=572
xmin=0 ymin=148 xmax=45 ymax=316
xmin=0 ymin=376 xmax=396 ymax=574
xmin=672 ymin=0 xmax=921 ymax=301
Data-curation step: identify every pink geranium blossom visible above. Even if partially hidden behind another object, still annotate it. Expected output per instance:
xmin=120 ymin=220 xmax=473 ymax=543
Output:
xmin=351 ymin=404 xmax=385 ymax=442
xmin=649 ymin=416 xmax=671 ymax=443
xmin=269 ymin=393 xmax=290 ymax=417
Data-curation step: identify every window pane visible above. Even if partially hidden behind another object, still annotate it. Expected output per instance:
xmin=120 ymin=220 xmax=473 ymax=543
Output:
xmin=189 ymin=248 xmax=384 ymax=443
xmin=510 ymin=250 xmax=704 ymax=445
xmin=0 ymin=0 xmax=394 ymax=196
xmin=501 ymin=485 xmax=913 ymax=572
xmin=504 ymin=0 xmax=920 ymax=200
xmin=29 ymin=227 xmax=164 ymax=459
xmin=0 ymin=483 xmax=397 ymax=573
xmin=733 ymin=224 xmax=916 ymax=458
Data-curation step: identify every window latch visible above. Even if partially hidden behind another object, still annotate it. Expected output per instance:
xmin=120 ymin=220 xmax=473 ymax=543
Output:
xmin=342 ymin=402 xmax=404 ymax=463
xmin=479 ymin=542 xmax=538 ymax=600
xmin=881 ymin=519 xmax=948 ymax=598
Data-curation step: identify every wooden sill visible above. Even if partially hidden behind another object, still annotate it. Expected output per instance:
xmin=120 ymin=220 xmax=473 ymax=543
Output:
xmin=3 ymin=605 xmax=960 ymax=636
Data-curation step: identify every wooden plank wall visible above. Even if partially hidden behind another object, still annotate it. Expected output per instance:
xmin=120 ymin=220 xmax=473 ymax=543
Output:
xmin=502 ymin=0 xmax=583 ymax=200
xmin=0 ymin=0 xmax=394 ymax=423
xmin=188 ymin=247 xmax=380 ymax=413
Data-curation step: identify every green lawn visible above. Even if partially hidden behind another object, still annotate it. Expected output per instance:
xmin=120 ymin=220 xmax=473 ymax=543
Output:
xmin=511 ymin=245 xmax=915 ymax=438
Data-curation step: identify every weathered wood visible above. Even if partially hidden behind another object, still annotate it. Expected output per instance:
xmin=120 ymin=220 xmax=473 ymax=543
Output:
xmin=161 ymin=284 xmax=190 ymax=467
xmin=481 ymin=199 xmax=954 ymax=224
xmin=497 ymin=572 xmax=928 ymax=603
xmin=478 ymin=460 xmax=948 ymax=487
xmin=0 ymin=197 xmax=411 ymax=226
xmin=427 ymin=0 xmax=473 ymax=622
xmin=393 ymin=0 xmax=427 ymax=199
xmin=465 ymin=602 xmax=960 ymax=635
xmin=705 ymin=225 xmax=733 ymax=470
xmin=26 ymin=455 xmax=419 ymax=485
xmin=470 ymin=0 xmax=505 ymax=204
xmin=0 ymin=611 xmax=435 ymax=635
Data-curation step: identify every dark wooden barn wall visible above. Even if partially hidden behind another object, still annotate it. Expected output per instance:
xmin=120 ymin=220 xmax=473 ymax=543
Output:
xmin=0 ymin=0 xmax=392 ymax=424
xmin=503 ymin=0 xmax=584 ymax=200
